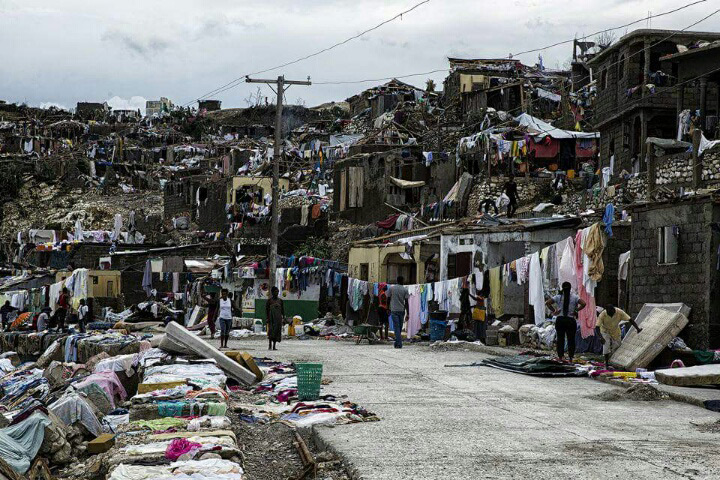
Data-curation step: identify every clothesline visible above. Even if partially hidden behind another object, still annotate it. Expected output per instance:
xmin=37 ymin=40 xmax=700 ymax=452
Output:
xmin=341 ymin=220 xmax=610 ymax=339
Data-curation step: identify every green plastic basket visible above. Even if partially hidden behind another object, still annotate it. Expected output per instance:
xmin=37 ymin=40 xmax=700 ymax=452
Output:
xmin=296 ymin=363 xmax=323 ymax=401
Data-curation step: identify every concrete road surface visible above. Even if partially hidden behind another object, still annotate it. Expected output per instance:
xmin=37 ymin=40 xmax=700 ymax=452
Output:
xmin=227 ymin=338 xmax=720 ymax=479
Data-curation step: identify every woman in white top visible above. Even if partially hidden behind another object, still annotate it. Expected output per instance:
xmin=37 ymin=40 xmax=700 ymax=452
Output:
xmin=218 ymin=288 xmax=233 ymax=349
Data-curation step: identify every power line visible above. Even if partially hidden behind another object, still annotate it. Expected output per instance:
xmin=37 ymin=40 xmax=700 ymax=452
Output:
xmin=570 ymin=7 xmax=720 ymax=89
xmin=314 ymin=69 xmax=449 ymax=85
xmin=511 ymin=0 xmax=708 ymax=57
xmin=312 ymin=0 xmax=708 ymax=88
xmin=182 ymin=0 xmax=432 ymax=107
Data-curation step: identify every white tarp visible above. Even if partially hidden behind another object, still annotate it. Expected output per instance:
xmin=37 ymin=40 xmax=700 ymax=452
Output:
xmin=516 ymin=113 xmax=599 ymax=140
xmin=700 ymin=133 xmax=720 ymax=155
xmin=389 ymin=176 xmax=425 ymax=189
xmin=536 ymin=88 xmax=561 ymax=103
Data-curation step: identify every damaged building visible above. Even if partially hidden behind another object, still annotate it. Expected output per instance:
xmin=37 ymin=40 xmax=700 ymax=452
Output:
xmin=589 ymin=29 xmax=720 ymax=174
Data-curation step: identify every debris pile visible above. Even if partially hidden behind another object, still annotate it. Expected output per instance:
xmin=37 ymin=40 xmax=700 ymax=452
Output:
xmin=596 ymin=383 xmax=669 ymax=402
xmin=0 ymin=315 xmax=373 ymax=479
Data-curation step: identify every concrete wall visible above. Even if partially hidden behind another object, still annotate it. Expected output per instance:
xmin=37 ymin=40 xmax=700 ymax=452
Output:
xmin=348 ymin=243 xmax=428 ymax=284
xmin=629 ymin=199 xmax=718 ymax=349
xmin=229 ymin=176 xmax=290 ymax=204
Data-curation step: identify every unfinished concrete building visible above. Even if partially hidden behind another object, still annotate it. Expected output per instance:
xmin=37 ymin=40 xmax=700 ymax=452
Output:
xmin=589 ymin=29 xmax=720 ymax=174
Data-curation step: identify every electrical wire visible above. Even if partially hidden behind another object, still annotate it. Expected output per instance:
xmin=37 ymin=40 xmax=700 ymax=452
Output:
xmin=569 ymin=7 xmax=720 ymax=91
xmin=312 ymin=0 xmax=709 ymax=87
xmin=182 ymin=0 xmax=432 ymax=106
xmin=511 ymin=0 xmax=708 ymax=57
xmin=314 ymin=69 xmax=449 ymax=85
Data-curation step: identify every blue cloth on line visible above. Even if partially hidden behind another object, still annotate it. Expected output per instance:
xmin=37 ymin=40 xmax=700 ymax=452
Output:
xmin=603 ymin=203 xmax=615 ymax=237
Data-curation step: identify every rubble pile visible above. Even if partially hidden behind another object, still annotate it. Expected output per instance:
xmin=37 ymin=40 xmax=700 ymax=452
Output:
xmin=1 ymin=178 xmax=163 ymax=240
xmin=596 ymin=383 xmax=669 ymax=402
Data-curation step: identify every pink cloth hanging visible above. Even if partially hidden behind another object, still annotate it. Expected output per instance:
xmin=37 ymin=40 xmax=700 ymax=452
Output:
xmin=575 ymin=230 xmax=597 ymax=338
xmin=406 ymin=292 xmax=422 ymax=338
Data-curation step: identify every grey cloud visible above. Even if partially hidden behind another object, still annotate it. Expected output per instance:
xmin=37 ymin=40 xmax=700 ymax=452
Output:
xmin=194 ymin=15 xmax=263 ymax=39
xmin=379 ymin=38 xmax=409 ymax=49
xmin=101 ymin=29 xmax=170 ymax=57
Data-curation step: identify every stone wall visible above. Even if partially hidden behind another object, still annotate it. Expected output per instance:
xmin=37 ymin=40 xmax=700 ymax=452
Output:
xmin=653 ymin=149 xmax=720 ymax=187
xmin=629 ymin=199 xmax=715 ymax=349
xmin=467 ymin=176 xmax=546 ymax=215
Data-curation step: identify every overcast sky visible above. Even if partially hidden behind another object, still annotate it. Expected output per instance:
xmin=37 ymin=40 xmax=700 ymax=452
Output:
xmin=2 ymin=0 xmax=719 ymax=113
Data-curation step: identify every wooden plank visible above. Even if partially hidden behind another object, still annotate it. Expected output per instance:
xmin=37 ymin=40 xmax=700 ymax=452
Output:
xmin=165 ymin=322 xmax=257 ymax=386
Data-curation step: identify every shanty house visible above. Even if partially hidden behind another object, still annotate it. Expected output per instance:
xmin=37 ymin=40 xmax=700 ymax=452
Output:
xmin=443 ymin=58 xmax=527 ymax=115
xmin=333 ymin=147 xmax=456 ymax=224
xmin=199 ymin=100 xmax=222 ymax=112
xmin=348 ymin=226 xmax=446 ymax=284
xmin=346 ymin=79 xmax=425 ymax=118
xmin=661 ymin=41 xmax=720 ymax=141
xmin=438 ymin=217 xmax=581 ymax=316
xmin=146 ymin=97 xmax=174 ymax=117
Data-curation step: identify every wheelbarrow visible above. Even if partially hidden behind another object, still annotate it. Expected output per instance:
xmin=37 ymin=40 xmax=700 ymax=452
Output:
xmin=353 ymin=323 xmax=381 ymax=345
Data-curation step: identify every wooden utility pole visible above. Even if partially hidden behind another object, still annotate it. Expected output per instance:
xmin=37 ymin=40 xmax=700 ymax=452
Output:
xmin=245 ymin=75 xmax=311 ymax=290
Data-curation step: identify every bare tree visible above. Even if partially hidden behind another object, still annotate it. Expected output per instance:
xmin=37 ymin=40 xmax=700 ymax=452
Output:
xmin=426 ymin=79 xmax=436 ymax=92
xmin=596 ymin=31 xmax=616 ymax=51
xmin=244 ymin=86 xmax=264 ymax=107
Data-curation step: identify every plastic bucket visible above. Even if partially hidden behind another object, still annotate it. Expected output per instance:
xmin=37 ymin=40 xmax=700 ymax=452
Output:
xmin=296 ymin=363 xmax=323 ymax=401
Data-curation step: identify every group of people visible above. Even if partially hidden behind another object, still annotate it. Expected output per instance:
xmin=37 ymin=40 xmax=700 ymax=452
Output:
xmin=200 ymin=281 xmax=285 ymax=352
xmin=369 ymin=275 xmax=641 ymax=367
xmin=0 ymin=287 xmax=92 ymax=333
xmin=546 ymin=281 xmax=642 ymax=367
xmin=200 ymin=282 xmax=238 ymax=349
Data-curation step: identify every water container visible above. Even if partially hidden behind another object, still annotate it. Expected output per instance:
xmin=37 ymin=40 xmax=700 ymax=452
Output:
xmin=253 ymin=319 xmax=264 ymax=334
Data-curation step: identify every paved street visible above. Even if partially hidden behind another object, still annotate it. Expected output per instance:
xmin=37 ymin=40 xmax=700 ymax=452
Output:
xmin=228 ymin=337 xmax=720 ymax=480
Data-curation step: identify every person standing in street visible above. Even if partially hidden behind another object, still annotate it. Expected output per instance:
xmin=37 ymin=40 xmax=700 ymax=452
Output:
xmin=56 ymin=287 xmax=70 ymax=332
xmin=77 ymin=299 xmax=90 ymax=333
xmin=377 ymin=284 xmax=390 ymax=341
xmin=266 ymin=286 xmax=284 ymax=351
xmin=504 ymin=174 xmax=520 ymax=218
xmin=459 ymin=279 xmax=481 ymax=331
xmin=545 ymin=282 xmax=586 ymax=362
xmin=218 ymin=289 xmax=233 ymax=349
xmin=596 ymin=304 xmax=642 ymax=368
xmin=201 ymin=283 xmax=218 ymax=339
xmin=388 ymin=276 xmax=410 ymax=349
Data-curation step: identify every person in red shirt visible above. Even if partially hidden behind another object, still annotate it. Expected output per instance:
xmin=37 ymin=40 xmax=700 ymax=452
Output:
xmin=201 ymin=282 xmax=218 ymax=338
xmin=377 ymin=284 xmax=389 ymax=341
xmin=56 ymin=287 xmax=70 ymax=332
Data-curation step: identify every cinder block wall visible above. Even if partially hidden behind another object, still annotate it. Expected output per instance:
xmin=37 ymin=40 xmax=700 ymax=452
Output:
xmin=629 ymin=200 xmax=714 ymax=349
